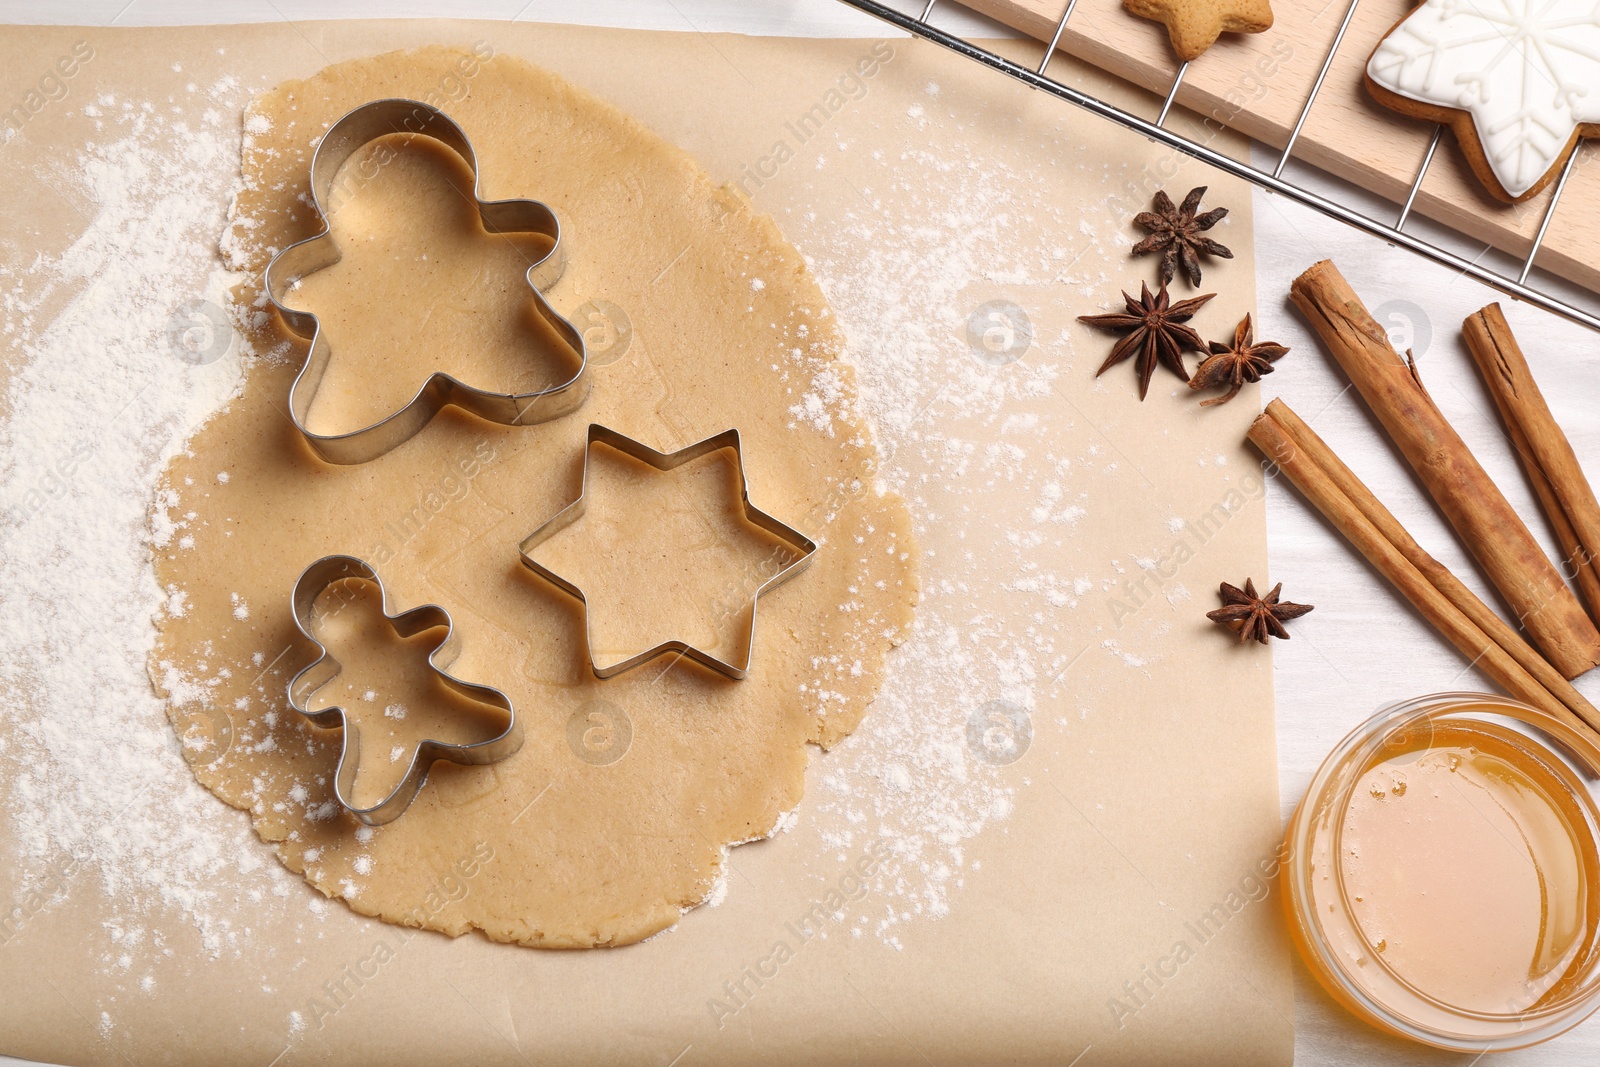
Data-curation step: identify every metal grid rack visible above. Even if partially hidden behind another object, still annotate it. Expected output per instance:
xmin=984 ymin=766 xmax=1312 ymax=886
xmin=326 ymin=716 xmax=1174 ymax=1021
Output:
xmin=836 ymin=0 xmax=1600 ymax=333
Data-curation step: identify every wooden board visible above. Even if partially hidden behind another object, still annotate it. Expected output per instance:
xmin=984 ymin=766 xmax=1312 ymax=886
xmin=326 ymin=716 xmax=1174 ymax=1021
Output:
xmin=957 ymin=0 xmax=1600 ymax=300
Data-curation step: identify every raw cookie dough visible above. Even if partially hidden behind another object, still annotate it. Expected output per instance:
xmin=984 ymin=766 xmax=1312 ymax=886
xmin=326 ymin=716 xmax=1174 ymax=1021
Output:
xmin=150 ymin=46 xmax=917 ymax=948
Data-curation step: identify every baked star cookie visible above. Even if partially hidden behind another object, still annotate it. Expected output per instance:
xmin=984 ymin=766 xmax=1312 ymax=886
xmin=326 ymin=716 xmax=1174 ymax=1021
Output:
xmin=1124 ymin=0 xmax=1274 ymax=61
xmin=1366 ymin=0 xmax=1600 ymax=203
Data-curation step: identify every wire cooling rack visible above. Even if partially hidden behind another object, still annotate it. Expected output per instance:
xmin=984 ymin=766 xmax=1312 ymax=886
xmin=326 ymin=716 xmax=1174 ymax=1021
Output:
xmin=836 ymin=0 xmax=1600 ymax=334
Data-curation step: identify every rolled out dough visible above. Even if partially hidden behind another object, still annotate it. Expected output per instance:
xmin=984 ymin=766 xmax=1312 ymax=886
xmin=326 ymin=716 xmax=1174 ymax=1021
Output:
xmin=150 ymin=46 xmax=917 ymax=948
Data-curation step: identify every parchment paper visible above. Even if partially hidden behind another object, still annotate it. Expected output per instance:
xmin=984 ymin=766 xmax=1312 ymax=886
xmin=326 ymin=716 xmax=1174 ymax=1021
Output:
xmin=0 ymin=20 xmax=1291 ymax=1066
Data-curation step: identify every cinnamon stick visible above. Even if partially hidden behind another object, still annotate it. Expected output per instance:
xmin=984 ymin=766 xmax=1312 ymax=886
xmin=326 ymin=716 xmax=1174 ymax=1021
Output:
xmin=1290 ymin=260 xmax=1600 ymax=680
xmin=1462 ymin=303 xmax=1600 ymax=623
xmin=1250 ymin=402 xmax=1600 ymax=738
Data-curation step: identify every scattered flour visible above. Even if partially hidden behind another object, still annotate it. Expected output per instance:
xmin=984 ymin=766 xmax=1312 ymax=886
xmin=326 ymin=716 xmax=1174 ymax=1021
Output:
xmin=0 ymin=82 xmax=302 ymax=968
xmin=779 ymin=135 xmax=1136 ymax=942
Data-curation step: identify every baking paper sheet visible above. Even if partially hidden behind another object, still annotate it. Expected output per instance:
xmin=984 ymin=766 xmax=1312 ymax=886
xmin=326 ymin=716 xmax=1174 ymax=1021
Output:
xmin=0 ymin=20 xmax=1290 ymax=1066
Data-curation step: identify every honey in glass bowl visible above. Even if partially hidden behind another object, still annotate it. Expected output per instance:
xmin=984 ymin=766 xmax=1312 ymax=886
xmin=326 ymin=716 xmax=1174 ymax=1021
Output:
xmin=1285 ymin=693 xmax=1600 ymax=1051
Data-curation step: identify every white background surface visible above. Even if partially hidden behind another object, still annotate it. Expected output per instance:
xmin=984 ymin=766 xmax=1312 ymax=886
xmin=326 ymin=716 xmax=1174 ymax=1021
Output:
xmin=5 ymin=1 xmax=1600 ymax=1064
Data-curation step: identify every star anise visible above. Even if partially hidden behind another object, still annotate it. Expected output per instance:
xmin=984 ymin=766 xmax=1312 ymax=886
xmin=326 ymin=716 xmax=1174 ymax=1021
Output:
xmin=1189 ymin=314 xmax=1290 ymax=407
xmin=1079 ymin=281 xmax=1213 ymax=400
xmin=1133 ymin=186 xmax=1234 ymax=287
xmin=1207 ymin=579 xmax=1313 ymax=644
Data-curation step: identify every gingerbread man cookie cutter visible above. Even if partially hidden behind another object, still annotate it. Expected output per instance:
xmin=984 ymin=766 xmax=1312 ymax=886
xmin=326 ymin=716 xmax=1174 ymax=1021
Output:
xmin=288 ymin=555 xmax=522 ymax=826
xmin=519 ymin=424 xmax=818 ymax=681
xmin=264 ymin=98 xmax=588 ymax=465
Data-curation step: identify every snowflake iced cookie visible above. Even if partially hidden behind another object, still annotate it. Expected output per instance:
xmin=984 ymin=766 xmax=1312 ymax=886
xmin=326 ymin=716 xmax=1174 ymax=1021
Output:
xmin=1366 ymin=0 xmax=1600 ymax=203
xmin=1124 ymin=0 xmax=1274 ymax=61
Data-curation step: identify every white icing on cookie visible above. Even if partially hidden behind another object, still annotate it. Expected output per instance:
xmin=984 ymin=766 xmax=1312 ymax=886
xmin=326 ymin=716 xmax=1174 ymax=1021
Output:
xmin=1367 ymin=0 xmax=1600 ymax=197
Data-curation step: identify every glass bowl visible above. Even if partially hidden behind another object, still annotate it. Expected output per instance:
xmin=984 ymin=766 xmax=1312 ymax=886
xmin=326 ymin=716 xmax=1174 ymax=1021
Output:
xmin=1284 ymin=692 xmax=1600 ymax=1051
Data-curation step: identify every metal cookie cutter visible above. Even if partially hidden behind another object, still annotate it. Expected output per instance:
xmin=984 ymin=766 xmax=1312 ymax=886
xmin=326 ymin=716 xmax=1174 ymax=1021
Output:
xmin=288 ymin=555 xmax=522 ymax=825
xmin=519 ymin=424 xmax=818 ymax=680
xmin=264 ymin=98 xmax=588 ymax=465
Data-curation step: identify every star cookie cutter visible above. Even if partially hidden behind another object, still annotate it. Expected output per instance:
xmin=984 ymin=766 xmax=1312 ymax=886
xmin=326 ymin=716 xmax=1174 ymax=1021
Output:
xmin=519 ymin=424 xmax=818 ymax=681
xmin=264 ymin=98 xmax=588 ymax=465
xmin=287 ymin=554 xmax=522 ymax=826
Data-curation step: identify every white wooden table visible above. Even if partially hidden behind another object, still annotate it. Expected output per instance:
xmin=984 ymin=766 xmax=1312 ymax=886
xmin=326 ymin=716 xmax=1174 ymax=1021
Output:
xmin=5 ymin=1 xmax=1598 ymax=1064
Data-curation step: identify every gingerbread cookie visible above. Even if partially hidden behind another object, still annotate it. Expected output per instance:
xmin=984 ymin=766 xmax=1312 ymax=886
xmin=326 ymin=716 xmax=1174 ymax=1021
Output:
xmin=1366 ymin=0 xmax=1600 ymax=203
xmin=1124 ymin=0 xmax=1274 ymax=62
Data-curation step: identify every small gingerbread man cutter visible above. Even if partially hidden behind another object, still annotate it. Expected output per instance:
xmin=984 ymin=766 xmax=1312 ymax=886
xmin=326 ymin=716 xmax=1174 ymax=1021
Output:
xmin=288 ymin=555 xmax=522 ymax=826
xmin=519 ymin=424 xmax=818 ymax=681
xmin=264 ymin=98 xmax=589 ymax=465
